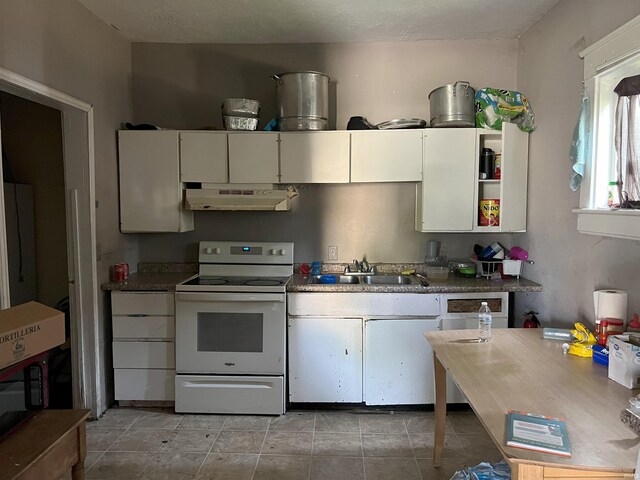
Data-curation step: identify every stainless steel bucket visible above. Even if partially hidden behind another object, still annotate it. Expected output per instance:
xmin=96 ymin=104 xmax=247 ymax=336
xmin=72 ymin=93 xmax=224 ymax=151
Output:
xmin=272 ymin=71 xmax=329 ymax=131
xmin=428 ymin=81 xmax=476 ymax=127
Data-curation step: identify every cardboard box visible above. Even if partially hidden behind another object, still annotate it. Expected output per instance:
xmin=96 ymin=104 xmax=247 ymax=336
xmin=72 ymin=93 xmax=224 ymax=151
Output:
xmin=608 ymin=335 xmax=640 ymax=389
xmin=0 ymin=301 xmax=65 ymax=370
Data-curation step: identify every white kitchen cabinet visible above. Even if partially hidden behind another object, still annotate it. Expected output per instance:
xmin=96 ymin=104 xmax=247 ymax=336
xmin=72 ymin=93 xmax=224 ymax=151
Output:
xmin=112 ymin=292 xmax=176 ymax=401
xmin=364 ymin=317 xmax=439 ymax=405
xmin=279 ymin=131 xmax=350 ymax=183
xmin=228 ymin=132 xmax=279 ymax=183
xmin=287 ymin=292 xmax=441 ymax=405
xmin=179 ymin=131 xmax=228 ymax=183
xmin=439 ymin=292 xmax=509 ymax=403
xmin=416 ymin=128 xmax=477 ymax=231
xmin=288 ymin=316 xmax=363 ymax=403
xmin=416 ymin=123 xmax=529 ymax=233
xmin=351 ymin=130 xmax=423 ymax=182
xmin=118 ymin=130 xmax=194 ymax=233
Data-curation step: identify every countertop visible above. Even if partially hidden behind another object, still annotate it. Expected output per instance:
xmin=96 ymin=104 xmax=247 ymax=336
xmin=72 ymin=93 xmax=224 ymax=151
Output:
xmin=286 ymin=273 xmax=542 ymax=293
xmin=102 ymin=270 xmax=542 ymax=293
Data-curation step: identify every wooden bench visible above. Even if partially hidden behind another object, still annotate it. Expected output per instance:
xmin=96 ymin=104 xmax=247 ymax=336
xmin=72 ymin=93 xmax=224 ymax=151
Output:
xmin=0 ymin=409 xmax=90 ymax=480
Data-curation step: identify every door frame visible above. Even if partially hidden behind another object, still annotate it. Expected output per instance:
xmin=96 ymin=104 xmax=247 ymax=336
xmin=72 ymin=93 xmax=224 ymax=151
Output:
xmin=0 ymin=66 xmax=100 ymax=416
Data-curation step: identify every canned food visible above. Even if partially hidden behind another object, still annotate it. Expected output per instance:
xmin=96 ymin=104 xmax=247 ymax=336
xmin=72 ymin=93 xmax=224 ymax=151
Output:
xmin=112 ymin=264 xmax=125 ymax=282
xmin=479 ymin=199 xmax=500 ymax=226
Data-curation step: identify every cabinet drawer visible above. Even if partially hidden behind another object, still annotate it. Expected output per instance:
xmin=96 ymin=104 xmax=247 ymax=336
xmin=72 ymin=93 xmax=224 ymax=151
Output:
xmin=112 ymin=292 xmax=175 ymax=316
xmin=113 ymin=316 xmax=175 ymax=340
xmin=113 ymin=341 xmax=175 ymax=369
xmin=114 ymin=368 xmax=175 ymax=401
xmin=446 ymin=298 xmax=503 ymax=315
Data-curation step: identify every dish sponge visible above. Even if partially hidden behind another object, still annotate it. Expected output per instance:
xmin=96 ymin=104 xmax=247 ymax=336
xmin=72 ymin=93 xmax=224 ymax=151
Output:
xmin=401 ymin=269 xmax=416 ymax=275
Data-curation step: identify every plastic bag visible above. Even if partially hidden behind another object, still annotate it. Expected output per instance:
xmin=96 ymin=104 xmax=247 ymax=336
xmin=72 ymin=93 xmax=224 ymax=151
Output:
xmin=475 ymin=88 xmax=536 ymax=132
xmin=450 ymin=460 xmax=511 ymax=480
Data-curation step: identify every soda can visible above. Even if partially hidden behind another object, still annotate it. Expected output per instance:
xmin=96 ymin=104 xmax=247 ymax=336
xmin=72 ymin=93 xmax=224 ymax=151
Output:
xmin=112 ymin=264 xmax=125 ymax=282
xmin=121 ymin=263 xmax=129 ymax=280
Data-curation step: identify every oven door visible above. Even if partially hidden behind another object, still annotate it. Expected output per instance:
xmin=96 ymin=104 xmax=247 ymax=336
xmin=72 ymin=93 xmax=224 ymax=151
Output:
xmin=175 ymin=292 xmax=285 ymax=375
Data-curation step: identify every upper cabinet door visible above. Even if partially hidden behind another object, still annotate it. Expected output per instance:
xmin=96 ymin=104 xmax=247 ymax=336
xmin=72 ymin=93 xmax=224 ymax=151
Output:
xmin=416 ymin=128 xmax=477 ymax=232
xmin=118 ymin=130 xmax=194 ymax=233
xmin=351 ymin=130 xmax=423 ymax=182
xmin=228 ymin=133 xmax=279 ymax=184
xmin=498 ymin=123 xmax=529 ymax=232
xmin=280 ymin=132 xmax=350 ymax=183
xmin=179 ymin=132 xmax=228 ymax=183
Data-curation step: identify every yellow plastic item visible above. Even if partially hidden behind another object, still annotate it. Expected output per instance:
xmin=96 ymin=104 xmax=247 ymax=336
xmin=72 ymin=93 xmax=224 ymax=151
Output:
xmin=401 ymin=269 xmax=416 ymax=275
xmin=568 ymin=322 xmax=596 ymax=358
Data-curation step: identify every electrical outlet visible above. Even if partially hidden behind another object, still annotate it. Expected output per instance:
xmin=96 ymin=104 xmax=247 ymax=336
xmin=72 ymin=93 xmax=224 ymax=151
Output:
xmin=328 ymin=245 xmax=339 ymax=261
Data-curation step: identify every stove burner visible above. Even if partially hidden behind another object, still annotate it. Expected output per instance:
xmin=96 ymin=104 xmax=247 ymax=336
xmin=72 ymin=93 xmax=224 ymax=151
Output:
xmin=244 ymin=279 xmax=284 ymax=287
xmin=198 ymin=278 xmax=228 ymax=285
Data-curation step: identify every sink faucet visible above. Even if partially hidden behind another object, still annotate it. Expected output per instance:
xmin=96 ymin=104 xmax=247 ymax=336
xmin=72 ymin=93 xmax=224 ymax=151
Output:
xmin=344 ymin=257 xmax=376 ymax=274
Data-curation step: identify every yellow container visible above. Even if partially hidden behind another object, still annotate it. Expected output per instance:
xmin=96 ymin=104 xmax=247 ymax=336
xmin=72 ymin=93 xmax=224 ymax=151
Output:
xmin=479 ymin=199 xmax=500 ymax=226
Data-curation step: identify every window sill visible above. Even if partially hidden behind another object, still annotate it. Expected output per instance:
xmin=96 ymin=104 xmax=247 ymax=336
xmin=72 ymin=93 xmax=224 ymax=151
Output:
xmin=573 ymin=208 xmax=640 ymax=240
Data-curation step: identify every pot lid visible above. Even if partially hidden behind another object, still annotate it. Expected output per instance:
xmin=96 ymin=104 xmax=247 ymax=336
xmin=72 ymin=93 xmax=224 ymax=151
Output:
xmin=273 ymin=70 xmax=330 ymax=79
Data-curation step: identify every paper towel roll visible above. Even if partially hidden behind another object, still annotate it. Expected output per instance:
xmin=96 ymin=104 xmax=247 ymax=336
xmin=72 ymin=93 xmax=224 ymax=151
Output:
xmin=593 ymin=289 xmax=628 ymax=323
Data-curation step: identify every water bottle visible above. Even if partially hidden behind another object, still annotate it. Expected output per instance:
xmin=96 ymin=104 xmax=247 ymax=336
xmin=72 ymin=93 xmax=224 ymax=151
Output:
xmin=478 ymin=301 xmax=492 ymax=342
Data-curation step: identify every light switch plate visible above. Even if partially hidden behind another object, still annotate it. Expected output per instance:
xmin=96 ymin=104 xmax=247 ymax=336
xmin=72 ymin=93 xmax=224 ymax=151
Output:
xmin=328 ymin=245 xmax=338 ymax=261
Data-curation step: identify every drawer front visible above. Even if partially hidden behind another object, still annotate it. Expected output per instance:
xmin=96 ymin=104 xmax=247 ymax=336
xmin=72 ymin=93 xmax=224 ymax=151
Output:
xmin=113 ymin=341 xmax=175 ymax=369
xmin=115 ymin=368 xmax=175 ymax=401
xmin=112 ymin=292 xmax=175 ymax=316
xmin=113 ymin=316 xmax=175 ymax=339
xmin=175 ymin=375 xmax=284 ymax=415
xmin=441 ymin=292 xmax=508 ymax=318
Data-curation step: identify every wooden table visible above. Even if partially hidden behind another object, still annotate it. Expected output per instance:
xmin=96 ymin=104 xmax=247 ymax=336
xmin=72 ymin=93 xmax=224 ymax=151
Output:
xmin=425 ymin=329 xmax=638 ymax=479
xmin=0 ymin=409 xmax=90 ymax=480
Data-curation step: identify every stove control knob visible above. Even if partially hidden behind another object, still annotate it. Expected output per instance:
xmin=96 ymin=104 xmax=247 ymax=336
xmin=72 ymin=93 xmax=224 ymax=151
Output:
xmin=270 ymin=249 xmax=278 ymax=255
xmin=279 ymin=249 xmax=286 ymax=255
xmin=204 ymin=247 xmax=213 ymax=254
xmin=214 ymin=248 xmax=221 ymax=254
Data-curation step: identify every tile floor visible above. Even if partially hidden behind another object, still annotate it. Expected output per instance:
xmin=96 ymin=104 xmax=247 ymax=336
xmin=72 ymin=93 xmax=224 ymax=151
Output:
xmin=78 ymin=407 xmax=502 ymax=480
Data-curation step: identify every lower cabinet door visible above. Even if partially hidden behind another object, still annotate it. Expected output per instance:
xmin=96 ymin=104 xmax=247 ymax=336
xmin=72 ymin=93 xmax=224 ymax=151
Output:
xmin=114 ymin=369 xmax=175 ymax=401
xmin=288 ymin=317 xmax=363 ymax=403
xmin=364 ymin=318 xmax=440 ymax=405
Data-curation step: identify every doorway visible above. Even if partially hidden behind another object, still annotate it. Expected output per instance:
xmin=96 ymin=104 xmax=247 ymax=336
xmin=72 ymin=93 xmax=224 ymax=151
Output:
xmin=0 ymin=67 xmax=101 ymax=417
xmin=1 ymin=92 xmax=73 ymax=408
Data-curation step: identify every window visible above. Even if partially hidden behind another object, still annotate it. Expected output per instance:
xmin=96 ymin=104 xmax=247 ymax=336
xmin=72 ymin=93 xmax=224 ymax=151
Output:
xmin=574 ymin=15 xmax=640 ymax=240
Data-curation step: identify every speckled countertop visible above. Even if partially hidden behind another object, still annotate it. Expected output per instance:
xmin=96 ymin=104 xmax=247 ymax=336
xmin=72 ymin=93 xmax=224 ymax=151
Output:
xmin=287 ymin=273 xmax=542 ymax=293
xmin=102 ymin=262 xmax=542 ymax=294
xmin=101 ymin=262 xmax=197 ymax=291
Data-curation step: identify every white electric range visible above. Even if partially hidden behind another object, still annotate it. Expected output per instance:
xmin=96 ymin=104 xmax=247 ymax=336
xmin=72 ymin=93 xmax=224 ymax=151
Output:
xmin=174 ymin=241 xmax=293 ymax=415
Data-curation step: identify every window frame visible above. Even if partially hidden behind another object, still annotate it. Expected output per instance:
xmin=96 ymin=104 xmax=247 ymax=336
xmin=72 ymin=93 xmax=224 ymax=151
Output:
xmin=574 ymin=15 xmax=640 ymax=240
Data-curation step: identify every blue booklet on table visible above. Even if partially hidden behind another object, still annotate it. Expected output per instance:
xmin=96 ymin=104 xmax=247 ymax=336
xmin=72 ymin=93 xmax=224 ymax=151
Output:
xmin=505 ymin=410 xmax=572 ymax=457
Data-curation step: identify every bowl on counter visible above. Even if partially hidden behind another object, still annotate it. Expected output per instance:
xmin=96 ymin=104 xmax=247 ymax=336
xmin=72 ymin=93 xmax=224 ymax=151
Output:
xmin=448 ymin=259 xmax=477 ymax=278
xmin=426 ymin=265 xmax=449 ymax=281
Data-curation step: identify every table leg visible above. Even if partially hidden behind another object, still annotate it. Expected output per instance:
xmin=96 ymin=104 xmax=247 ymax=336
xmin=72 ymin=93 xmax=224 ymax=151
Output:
xmin=72 ymin=421 xmax=87 ymax=480
xmin=433 ymin=352 xmax=447 ymax=468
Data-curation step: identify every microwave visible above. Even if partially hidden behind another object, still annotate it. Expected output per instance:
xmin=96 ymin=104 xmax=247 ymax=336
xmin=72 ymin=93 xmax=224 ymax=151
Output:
xmin=0 ymin=352 xmax=49 ymax=441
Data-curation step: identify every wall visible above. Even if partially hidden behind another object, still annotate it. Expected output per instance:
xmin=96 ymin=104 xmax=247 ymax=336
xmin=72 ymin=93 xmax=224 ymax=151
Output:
xmin=0 ymin=0 xmax=133 ymax=414
xmin=0 ymin=92 xmax=68 ymax=307
xmin=132 ymin=40 xmax=519 ymax=263
xmin=514 ymin=0 xmax=640 ymax=326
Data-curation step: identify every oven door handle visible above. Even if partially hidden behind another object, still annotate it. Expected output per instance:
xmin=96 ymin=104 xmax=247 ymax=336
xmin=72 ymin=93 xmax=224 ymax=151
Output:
xmin=175 ymin=292 xmax=286 ymax=303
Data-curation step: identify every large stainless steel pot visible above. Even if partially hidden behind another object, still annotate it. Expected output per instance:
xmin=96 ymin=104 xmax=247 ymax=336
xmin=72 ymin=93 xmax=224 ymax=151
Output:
xmin=428 ymin=81 xmax=476 ymax=127
xmin=272 ymin=71 xmax=329 ymax=131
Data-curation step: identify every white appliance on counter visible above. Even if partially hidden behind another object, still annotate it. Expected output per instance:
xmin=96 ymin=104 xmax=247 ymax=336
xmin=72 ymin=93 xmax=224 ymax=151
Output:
xmin=174 ymin=241 xmax=293 ymax=415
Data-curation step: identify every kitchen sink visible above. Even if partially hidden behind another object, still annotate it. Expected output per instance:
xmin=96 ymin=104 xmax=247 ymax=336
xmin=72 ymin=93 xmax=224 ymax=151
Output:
xmin=305 ymin=275 xmax=360 ymax=284
xmin=360 ymin=275 xmax=418 ymax=285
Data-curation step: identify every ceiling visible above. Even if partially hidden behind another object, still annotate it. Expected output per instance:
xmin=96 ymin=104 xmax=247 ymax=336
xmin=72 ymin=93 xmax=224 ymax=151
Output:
xmin=77 ymin=0 xmax=561 ymax=44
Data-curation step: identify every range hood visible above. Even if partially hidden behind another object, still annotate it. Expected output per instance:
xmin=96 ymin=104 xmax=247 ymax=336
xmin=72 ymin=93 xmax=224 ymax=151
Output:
xmin=185 ymin=184 xmax=297 ymax=211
